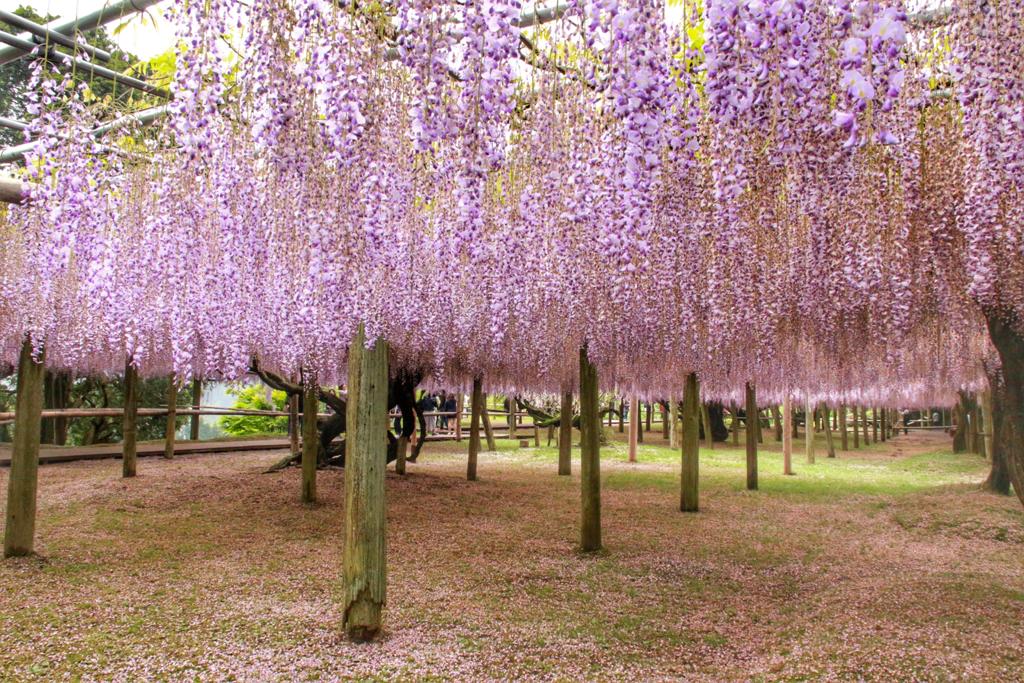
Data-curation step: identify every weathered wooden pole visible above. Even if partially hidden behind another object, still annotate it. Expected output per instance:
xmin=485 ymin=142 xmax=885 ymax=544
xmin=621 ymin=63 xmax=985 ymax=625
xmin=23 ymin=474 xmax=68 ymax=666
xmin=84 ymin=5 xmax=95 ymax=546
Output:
xmin=468 ymin=377 xmax=483 ymax=481
xmin=745 ymin=382 xmax=758 ymax=490
xmin=701 ymin=402 xmax=714 ymax=450
xmin=661 ymin=402 xmax=669 ymax=440
xmin=628 ymin=396 xmax=639 ymax=463
xmin=342 ymin=325 xmax=389 ymax=641
xmin=669 ymin=400 xmax=679 ymax=449
xmin=637 ymin=402 xmax=645 ymax=443
xmin=579 ymin=346 xmax=601 ymax=552
xmin=872 ymin=406 xmax=879 ymax=443
xmin=823 ymin=405 xmax=836 ymax=458
xmin=839 ymin=403 xmax=848 ymax=450
xmin=805 ymin=395 xmax=816 ymax=464
xmin=190 ymin=378 xmax=201 ymax=440
xmin=507 ymin=395 xmax=516 ymax=440
xmin=852 ymin=405 xmax=860 ymax=448
xmin=164 ymin=375 xmax=177 ymax=459
xmin=782 ymin=394 xmax=794 ymax=475
xmin=863 ymin=405 xmax=871 ymax=445
xmin=680 ymin=373 xmax=700 ymax=512
xmin=558 ymin=388 xmax=572 ymax=476
xmin=301 ymin=371 xmax=318 ymax=503
xmin=289 ymin=393 xmax=300 ymax=459
xmin=644 ymin=401 xmax=652 ymax=433
xmin=880 ymin=406 xmax=887 ymax=442
xmin=731 ymin=400 xmax=740 ymax=446
xmin=480 ymin=393 xmax=496 ymax=451
xmin=4 ymin=340 xmax=45 ymax=558
xmin=122 ymin=359 xmax=138 ymax=478
xmin=618 ymin=399 xmax=625 ymax=433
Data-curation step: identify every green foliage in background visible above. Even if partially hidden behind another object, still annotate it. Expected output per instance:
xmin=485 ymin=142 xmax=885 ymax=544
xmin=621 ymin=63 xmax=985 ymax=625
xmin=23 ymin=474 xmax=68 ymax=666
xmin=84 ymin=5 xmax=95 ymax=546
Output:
xmin=220 ymin=386 xmax=289 ymax=436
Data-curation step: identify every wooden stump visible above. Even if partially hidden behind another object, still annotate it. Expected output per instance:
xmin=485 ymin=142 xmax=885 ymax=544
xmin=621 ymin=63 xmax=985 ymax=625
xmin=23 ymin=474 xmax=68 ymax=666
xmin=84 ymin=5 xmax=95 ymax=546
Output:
xmin=343 ymin=324 xmax=389 ymax=641
xmin=122 ymin=359 xmax=138 ymax=478
xmin=579 ymin=347 xmax=601 ymax=552
xmin=4 ymin=339 xmax=44 ymax=558
xmin=680 ymin=373 xmax=700 ymax=512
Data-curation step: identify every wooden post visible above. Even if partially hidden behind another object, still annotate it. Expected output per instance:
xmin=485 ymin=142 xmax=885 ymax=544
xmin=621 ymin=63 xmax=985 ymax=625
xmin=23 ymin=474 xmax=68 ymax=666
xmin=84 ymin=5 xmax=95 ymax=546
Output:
xmin=301 ymin=372 xmax=318 ymax=503
xmin=852 ymin=405 xmax=860 ymax=448
xmin=190 ymin=378 xmax=201 ymax=440
xmin=558 ymin=389 xmax=572 ymax=476
xmin=863 ymin=406 xmax=870 ymax=445
xmin=731 ymin=401 xmax=740 ymax=445
xmin=164 ymin=375 xmax=177 ymax=459
xmin=507 ymin=395 xmax=516 ymax=440
xmin=824 ymin=404 xmax=836 ymax=458
xmin=468 ymin=377 xmax=482 ymax=481
xmin=644 ymin=401 xmax=652 ymax=433
xmin=342 ymin=324 xmax=388 ymax=641
xmin=701 ymin=402 xmax=714 ymax=450
xmin=122 ymin=359 xmax=138 ymax=478
xmin=579 ymin=346 xmax=601 ymax=552
xmin=680 ymin=373 xmax=700 ymax=512
xmin=4 ymin=340 xmax=45 ymax=558
xmin=872 ymin=406 xmax=879 ymax=443
xmin=481 ymin=394 xmax=496 ymax=451
xmin=805 ymin=395 xmax=816 ymax=464
xmin=880 ymin=407 xmax=887 ymax=442
xmin=637 ymin=402 xmax=644 ymax=443
xmin=669 ymin=400 xmax=679 ymax=449
xmin=772 ymin=405 xmax=783 ymax=442
xmin=618 ymin=399 xmax=625 ymax=433
xmin=782 ymin=394 xmax=793 ymax=475
xmin=628 ymin=396 xmax=639 ymax=463
xmin=455 ymin=393 xmax=463 ymax=442
xmin=661 ymin=402 xmax=669 ymax=439
xmin=289 ymin=393 xmax=300 ymax=459
xmin=745 ymin=382 xmax=758 ymax=491
xmin=839 ymin=403 xmax=848 ymax=450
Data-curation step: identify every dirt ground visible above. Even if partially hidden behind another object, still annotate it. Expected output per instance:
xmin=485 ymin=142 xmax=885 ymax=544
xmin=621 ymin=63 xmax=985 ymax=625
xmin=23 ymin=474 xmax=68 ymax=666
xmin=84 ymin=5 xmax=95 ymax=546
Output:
xmin=0 ymin=429 xmax=1021 ymax=681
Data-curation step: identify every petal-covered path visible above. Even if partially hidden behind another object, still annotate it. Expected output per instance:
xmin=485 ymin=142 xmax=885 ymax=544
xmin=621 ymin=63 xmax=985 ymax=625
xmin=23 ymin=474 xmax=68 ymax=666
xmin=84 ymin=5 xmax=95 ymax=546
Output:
xmin=0 ymin=431 xmax=1021 ymax=681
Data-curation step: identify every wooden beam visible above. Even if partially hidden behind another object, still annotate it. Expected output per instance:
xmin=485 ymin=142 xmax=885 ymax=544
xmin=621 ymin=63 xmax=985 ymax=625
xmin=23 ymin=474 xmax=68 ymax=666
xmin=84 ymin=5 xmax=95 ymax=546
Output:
xmin=3 ymin=339 xmax=44 ymax=557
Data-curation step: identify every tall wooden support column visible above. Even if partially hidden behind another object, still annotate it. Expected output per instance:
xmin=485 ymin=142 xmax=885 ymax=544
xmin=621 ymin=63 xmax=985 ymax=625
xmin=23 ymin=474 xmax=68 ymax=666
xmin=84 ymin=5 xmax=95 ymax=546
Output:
xmin=823 ymin=405 xmax=836 ymax=457
xmin=680 ymin=373 xmax=700 ymax=512
xmin=343 ymin=325 xmax=389 ymax=641
xmin=782 ymin=394 xmax=793 ymax=475
xmin=190 ymin=379 xmax=201 ymax=440
xmin=468 ymin=377 xmax=483 ymax=481
xmin=628 ymin=397 xmax=639 ymax=463
xmin=558 ymin=389 xmax=572 ymax=476
xmin=852 ymin=406 xmax=860 ymax=448
xmin=805 ymin=396 xmax=816 ymax=464
xmin=745 ymin=382 xmax=758 ymax=490
xmin=701 ymin=402 xmax=714 ymax=450
xmin=122 ymin=359 xmax=138 ymax=478
xmin=164 ymin=375 xmax=177 ymax=459
xmin=839 ymin=404 xmax=848 ymax=450
xmin=4 ymin=340 xmax=45 ymax=558
xmin=579 ymin=347 xmax=601 ymax=552
xmin=289 ymin=393 xmax=300 ymax=459
xmin=301 ymin=372 xmax=318 ymax=503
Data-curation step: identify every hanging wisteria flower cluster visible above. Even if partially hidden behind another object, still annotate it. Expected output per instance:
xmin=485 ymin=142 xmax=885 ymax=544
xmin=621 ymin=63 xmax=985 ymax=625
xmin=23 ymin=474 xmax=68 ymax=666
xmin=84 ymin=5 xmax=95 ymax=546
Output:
xmin=0 ymin=0 xmax=1018 ymax=412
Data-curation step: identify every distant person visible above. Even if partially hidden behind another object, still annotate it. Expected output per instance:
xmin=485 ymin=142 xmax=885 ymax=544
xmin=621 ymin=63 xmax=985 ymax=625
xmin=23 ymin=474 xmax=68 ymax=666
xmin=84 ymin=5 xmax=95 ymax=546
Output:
xmin=419 ymin=393 xmax=438 ymax=434
xmin=442 ymin=394 xmax=457 ymax=431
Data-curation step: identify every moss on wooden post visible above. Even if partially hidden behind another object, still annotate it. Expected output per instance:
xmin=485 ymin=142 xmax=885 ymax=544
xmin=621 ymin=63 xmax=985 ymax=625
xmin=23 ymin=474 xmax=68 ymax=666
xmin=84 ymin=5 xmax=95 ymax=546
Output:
xmin=343 ymin=324 xmax=389 ymax=641
xmin=558 ymin=388 xmax=572 ymax=476
xmin=122 ymin=359 xmax=138 ymax=478
xmin=468 ymin=377 xmax=482 ymax=481
xmin=579 ymin=346 xmax=601 ymax=552
xmin=4 ymin=339 xmax=45 ymax=558
xmin=745 ymin=382 xmax=758 ymax=491
xmin=301 ymin=372 xmax=318 ymax=504
xmin=164 ymin=375 xmax=177 ymax=460
xmin=680 ymin=373 xmax=700 ymax=512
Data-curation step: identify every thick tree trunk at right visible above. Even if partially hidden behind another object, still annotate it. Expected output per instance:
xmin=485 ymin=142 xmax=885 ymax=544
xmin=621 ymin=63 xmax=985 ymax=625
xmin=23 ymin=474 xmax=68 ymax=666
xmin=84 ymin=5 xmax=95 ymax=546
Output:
xmin=579 ymin=346 xmax=601 ymax=552
xmin=4 ymin=340 xmax=44 ymax=558
xmin=558 ymin=389 xmax=572 ymax=475
xmin=745 ymin=382 xmax=758 ymax=491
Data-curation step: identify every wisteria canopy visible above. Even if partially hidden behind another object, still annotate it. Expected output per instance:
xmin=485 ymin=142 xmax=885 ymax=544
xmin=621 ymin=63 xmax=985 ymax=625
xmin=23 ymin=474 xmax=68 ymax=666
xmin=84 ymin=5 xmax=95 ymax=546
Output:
xmin=0 ymin=0 xmax=1021 ymax=412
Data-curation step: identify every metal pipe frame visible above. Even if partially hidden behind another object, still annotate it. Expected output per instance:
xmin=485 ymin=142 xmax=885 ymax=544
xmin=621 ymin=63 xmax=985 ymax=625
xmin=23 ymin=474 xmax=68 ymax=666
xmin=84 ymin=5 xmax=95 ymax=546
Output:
xmin=0 ymin=9 xmax=112 ymax=63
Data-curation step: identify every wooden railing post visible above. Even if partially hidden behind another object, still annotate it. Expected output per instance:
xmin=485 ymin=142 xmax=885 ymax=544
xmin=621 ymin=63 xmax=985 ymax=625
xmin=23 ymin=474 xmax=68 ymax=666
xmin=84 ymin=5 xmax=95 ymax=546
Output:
xmin=4 ymin=339 xmax=45 ymax=557
xmin=122 ymin=358 xmax=138 ymax=478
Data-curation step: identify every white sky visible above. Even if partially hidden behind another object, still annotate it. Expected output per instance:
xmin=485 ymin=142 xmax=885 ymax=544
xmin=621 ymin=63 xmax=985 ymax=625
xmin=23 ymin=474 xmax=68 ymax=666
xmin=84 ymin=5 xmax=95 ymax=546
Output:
xmin=15 ymin=0 xmax=175 ymax=60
